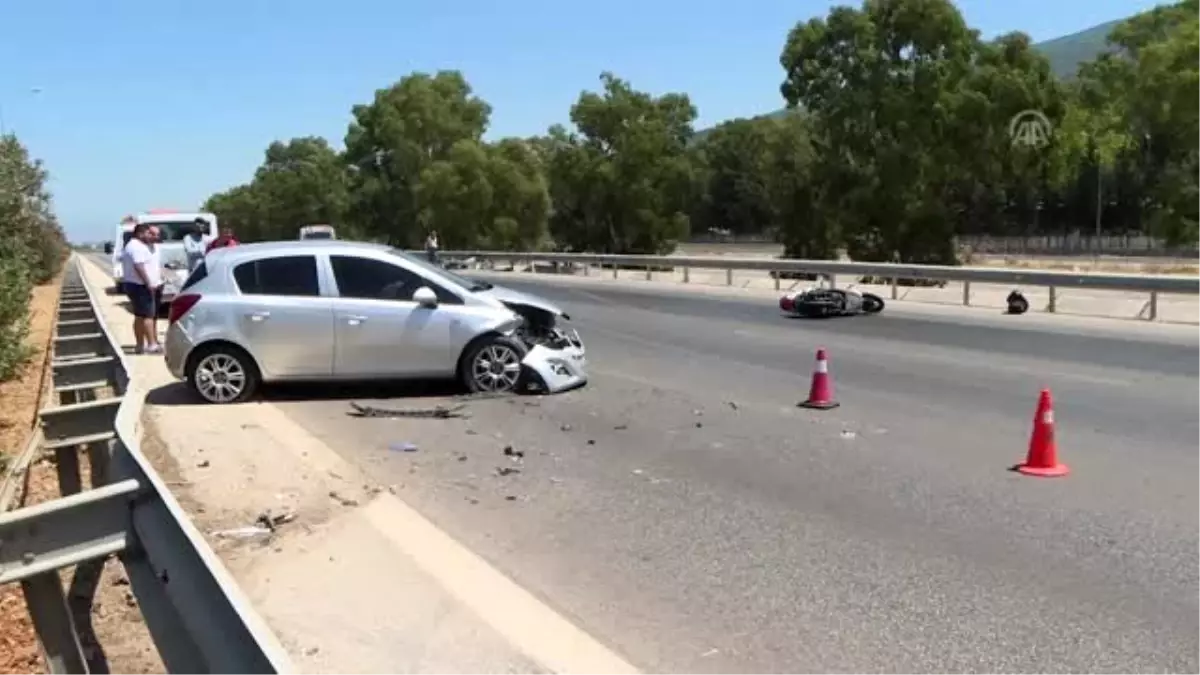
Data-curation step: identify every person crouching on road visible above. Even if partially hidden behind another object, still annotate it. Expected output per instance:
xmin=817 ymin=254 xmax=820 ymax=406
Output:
xmin=183 ymin=218 xmax=208 ymax=272
xmin=121 ymin=223 xmax=164 ymax=354
xmin=206 ymin=227 xmax=239 ymax=253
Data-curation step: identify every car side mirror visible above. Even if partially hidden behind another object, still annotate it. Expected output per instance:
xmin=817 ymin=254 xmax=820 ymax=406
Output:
xmin=413 ymin=286 xmax=438 ymax=308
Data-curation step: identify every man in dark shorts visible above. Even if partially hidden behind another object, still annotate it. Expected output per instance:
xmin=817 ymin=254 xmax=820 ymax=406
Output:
xmin=120 ymin=223 xmax=164 ymax=354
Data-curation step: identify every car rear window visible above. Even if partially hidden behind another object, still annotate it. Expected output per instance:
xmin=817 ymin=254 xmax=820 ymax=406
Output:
xmin=181 ymin=262 xmax=208 ymax=291
xmin=233 ymin=255 xmax=320 ymax=297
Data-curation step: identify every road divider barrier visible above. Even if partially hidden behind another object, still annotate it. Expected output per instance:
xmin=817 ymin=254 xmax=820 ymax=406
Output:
xmin=1014 ymin=389 xmax=1069 ymax=478
xmin=798 ymin=348 xmax=839 ymax=410
xmin=0 ymin=256 xmax=291 ymax=674
xmin=429 ymin=250 xmax=1200 ymax=321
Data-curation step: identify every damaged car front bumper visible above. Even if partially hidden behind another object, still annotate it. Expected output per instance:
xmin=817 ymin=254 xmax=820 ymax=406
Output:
xmin=520 ymin=328 xmax=588 ymax=394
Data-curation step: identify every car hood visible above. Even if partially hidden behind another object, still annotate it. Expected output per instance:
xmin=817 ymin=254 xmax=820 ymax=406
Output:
xmin=475 ymin=284 xmax=570 ymax=320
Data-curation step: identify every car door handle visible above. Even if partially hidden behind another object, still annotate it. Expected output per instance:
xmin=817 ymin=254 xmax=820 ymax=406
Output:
xmin=246 ymin=311 xmax=270 ymax=322
xmin=344 ymin=314 xmax=368 ymax=326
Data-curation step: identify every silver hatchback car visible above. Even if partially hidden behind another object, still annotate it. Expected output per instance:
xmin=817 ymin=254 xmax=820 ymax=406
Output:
xmin=163 ymin=240 xmax=588 ymax=404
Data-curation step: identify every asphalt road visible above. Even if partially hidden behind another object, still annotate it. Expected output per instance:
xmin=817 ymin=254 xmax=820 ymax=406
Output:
xmin=214 ymin=268 xmax=1198 ymax=672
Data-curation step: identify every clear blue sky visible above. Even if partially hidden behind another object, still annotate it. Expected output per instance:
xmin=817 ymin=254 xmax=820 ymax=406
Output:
xmin=1 ymin=0 xmax=1163 ymax=242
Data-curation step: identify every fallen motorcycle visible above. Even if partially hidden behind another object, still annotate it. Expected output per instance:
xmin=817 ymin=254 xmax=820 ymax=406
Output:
xmin=779 ymin=286 xmax=886 ymax=318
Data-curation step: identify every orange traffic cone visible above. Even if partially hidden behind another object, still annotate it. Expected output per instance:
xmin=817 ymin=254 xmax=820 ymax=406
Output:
xmin=798 ymin=348 xmax=839 ymax=410
xmin=1014 ymin=389 xmax=1069 ymax=477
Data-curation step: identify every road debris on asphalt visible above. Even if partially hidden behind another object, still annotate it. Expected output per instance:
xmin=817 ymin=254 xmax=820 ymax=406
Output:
xmin=389 ymin=441 xmax=419 ymax=453
xmin=255 ymin=509 xmax=297 ymax=532
xmin=348 ymin=401 xmax=468 ymax=419
xmin=495 ymin=467 xmax=521 ymax=477
xmin=503 ymin=445 xmax=525 ymax=460
xmin=328 ymin=490 xmax=360 ymax=507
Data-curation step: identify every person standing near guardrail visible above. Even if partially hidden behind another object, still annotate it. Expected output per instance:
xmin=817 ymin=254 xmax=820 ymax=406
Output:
xmin=121 ymin=223 xmax=164 ymax=354
xmin=425 ymin=230 xmax=440 ymax=265
xmin=183 ymin=218 xmax=209 ymax=272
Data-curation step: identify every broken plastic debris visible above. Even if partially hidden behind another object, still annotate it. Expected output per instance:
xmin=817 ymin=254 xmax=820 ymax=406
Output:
xmin=214 ymin=526 xmax=272 ymax=540
xmin=840 ymin=430 xmax=857 ymax=440
xmin=389 ymin=441 xmax=419 ymax=453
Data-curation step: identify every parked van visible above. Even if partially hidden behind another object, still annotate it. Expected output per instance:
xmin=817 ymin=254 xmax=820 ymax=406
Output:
xmin=111 ymin=210 xmax=218 ymax=308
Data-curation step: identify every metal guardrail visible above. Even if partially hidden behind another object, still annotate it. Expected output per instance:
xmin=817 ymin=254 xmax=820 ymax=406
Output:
xmin=429 ymin=250 xmax=1200 ymax=320
xmin=0 ymin=256 xmax=292 ymax=673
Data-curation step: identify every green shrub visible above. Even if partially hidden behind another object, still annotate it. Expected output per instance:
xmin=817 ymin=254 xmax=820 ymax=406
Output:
xmin=0 ymin=134 xmax=64 ymax=382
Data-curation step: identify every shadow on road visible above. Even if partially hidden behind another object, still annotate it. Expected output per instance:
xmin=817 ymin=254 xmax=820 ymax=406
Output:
xmin=146 ymin=378 xmax=468 ymax=407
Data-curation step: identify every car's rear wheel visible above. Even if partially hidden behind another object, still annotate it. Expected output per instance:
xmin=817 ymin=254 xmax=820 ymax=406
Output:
xmin=186 ymin=343 xmax=260 ymax=404
xmin=861 ymin=293 xmax=885 ymax=314
xmin=461 ymin=335 xmax=528 ymax=394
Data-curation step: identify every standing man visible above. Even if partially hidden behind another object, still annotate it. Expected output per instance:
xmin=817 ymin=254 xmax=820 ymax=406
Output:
xmin=183 ymin=218 xmax=209 ymax=272
xmin=425 ymin=230 xmax=440 ymax=265
xmin=206 ymin=226 xmax=239 ymax=253
xmin=121 ymin=223 xmax=164 ymax=354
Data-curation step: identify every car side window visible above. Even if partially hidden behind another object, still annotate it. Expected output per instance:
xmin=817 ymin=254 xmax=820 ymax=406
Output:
xmin=233 ymin=256 xmax=320 ymax=297
xmin=330 ymin=255 xmax=462 ymax=304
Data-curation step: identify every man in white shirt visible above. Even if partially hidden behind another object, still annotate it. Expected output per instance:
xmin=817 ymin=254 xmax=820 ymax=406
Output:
xmin=121 ymin=223 xmax=164 ymax=354
xmin=182 ymin=218 xmax=208 ymax=272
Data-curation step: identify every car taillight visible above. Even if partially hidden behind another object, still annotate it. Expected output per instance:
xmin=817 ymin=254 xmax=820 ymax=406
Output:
xmin=168 ymin=294 xmax=201 ymax=325
xmin=779 ymin=296 xmax=794 ymax=311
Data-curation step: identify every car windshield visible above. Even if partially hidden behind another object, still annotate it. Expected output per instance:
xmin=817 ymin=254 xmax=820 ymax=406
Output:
xmin=387 ymin=248 xmax=493 ymax=292
xmin=303 ymin=231 xmax=333 ymax=240
xmin=144 ymin=220 xmax=211 ymax=242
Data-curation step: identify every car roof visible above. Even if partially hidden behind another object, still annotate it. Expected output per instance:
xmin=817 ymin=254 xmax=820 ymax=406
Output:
xmin=204 ymin=239 xmax=393 ymax=266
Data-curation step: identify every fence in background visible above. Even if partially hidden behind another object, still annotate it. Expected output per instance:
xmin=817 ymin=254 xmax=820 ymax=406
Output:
xmin=430 ymin=250 xmax=1200 ymax=321
xmin=0 ymin=256 xmax=290 ymax=674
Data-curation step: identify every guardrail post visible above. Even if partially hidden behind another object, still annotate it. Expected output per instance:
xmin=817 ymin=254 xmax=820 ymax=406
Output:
xmin=962 ymin=281 xmax=971 ymax=306
xmin=891 ymin=276 xmax=898 ymax=300
xmin=612 ymin=265 xmax=618 ymax=280
xmin=583 ymin=264 xmax=589 ymax=277
xmin=683 ymin=266 xmax=689 ymax=283
xmin=1148 ymin=291 xmax=1159 ymax=321
xmin=725 ymin=269 xmax=732 ymax=286
xmin=773 ymin=273 xmax=780 ymax=291
xmin=645 ymin=266 xmax=652 ymax=281
xmin=20 ymin=572 xmax=89 ymax=674
xmin=53 ymin=448 xmax=83 ymax=497
xmin=1047 ymin=286 xmax=1057 ymax=313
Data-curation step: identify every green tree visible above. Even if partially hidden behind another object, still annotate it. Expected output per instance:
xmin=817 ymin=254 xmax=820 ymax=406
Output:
xmin=780 ymin=0 xmax=1068 ymax=262
xmin=542 ymin=73 xmax=697 ymax=254
xmin=343 ymin=71 xmax=492 ymax=247
xmin=691 ymin=116 xmax=777 ymax=237
xmin=203 ymin=183 xmax=266 ymax=240
xmin=0 ymin=134 xmax=66 ymax=380
xmin=252 ymin=136 xmax=351 ymax=240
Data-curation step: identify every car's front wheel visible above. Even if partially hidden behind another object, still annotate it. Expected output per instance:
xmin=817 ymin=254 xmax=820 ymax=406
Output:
xmin=461 ymin=335 xmax=529 ymax=394
xmin=186 ymin=344 xmax=261 ymax=404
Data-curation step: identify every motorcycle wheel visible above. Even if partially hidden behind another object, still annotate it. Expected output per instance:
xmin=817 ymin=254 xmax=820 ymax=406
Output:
xmin=861 ymin=293 xmax=885 ymax=314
